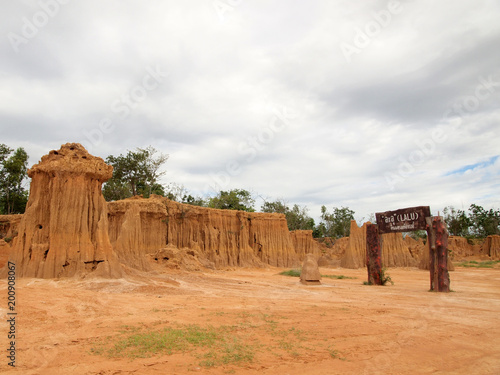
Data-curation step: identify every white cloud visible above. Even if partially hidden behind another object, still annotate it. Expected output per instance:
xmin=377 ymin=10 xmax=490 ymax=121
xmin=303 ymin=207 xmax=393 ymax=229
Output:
xmin=1 ymin=0 xmax=499 ymax=222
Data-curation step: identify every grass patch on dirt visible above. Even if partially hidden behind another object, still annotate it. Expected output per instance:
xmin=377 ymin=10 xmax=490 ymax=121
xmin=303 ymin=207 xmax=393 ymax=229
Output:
xmin=90 ymin=312 xmax=344 ymax=369
xmin=279 ymin=269 xmax=356 ymax=279
xmin=279 ymin=269 xmax=302 ymax=277
xmin=321 ymin=274 xmax=356 ymax=280
xmin=456 ymin=260 xmax=500 ymax=268
xmin=91 ymin=324 xmax=255 ymax=367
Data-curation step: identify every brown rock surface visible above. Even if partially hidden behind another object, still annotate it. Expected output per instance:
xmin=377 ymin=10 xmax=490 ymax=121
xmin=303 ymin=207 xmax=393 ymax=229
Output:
xmin=290 ymin=230 xmax=321 ymax=261
xmin=300 ymin=253 xmax=321 ymax=284
xmin=404 ymin=236 xmax=426 ymax=260
xmin=3 ymin=143 xmax=122 ymax=278
xmin=108 ymin=195 xmax=168 ymax=271
xmin=380 ymin=232 xmax=417 ymax=267
xmin=418 ymin=243 xmax=455 ymax=271
xmin=0 ymin=214 xmax=22 ymax=240
xmin=341 ymin=221 xmax=419 ymax=269
xmin=447 ymin=236 xmax=475 ymax=259
xmin=107 ymin=195 xmax=302 ymax=269
xmin=150 ymin=245 xmax=215 ymax=271
xmin=340 ymin=221 xmax=369 ymax=269
xmin=164 ymin=198 xmax=298 ymax=268
xmin=482 ymin=235 xmax=500 ymax=259
xmin=0 ymin=239 xmax=10 ymax=269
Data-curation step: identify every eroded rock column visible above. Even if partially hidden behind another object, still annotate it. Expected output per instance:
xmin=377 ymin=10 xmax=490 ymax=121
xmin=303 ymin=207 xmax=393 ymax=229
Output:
xmin=5 ymin=143 xmax=122 ymax=278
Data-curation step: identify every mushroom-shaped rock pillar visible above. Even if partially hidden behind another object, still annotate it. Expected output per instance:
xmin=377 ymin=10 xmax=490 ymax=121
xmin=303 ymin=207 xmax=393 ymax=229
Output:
xmin=4 ymin=143 xmax=122 ymax=278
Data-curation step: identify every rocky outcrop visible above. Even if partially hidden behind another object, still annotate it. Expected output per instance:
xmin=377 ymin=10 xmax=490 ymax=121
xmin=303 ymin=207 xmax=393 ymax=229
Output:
xmin=341 ymin=221 xmax=418 ymax=269
xmin=447 ymin=236 xmax=475 ymax=259
xmin=381 ymin=233 xmax=417 ymax=267
xmin=107 ymin=195 xmax=301 ymax=269
xmin=3 ymin=143 xmax=122 ymax=278
xmin=164 ymin=198 xmax=298 ymax=268
xmin=482 ymin=235 xmax=500 ymax=259
xmin=0 ymin=214 xmax=22 ymax=241
xmin=0 ymin=240 xmax=10 ymax=269
xmin=341 ymin=221 xmax=369 ymax=269
xmin=290 ymin=230 xmax=321 ymax=261
xmin=150 ymin=245 xmax=215 ymax=271
xmin=418 ymin=242 xmax=455 ymax=271
xmin=300 ymin=253 xmax=321 ymax=285
xmin=108 ymin=196 xmax=168 ymax=271
xmin=404 ymin=236 xmax=426 ymax=260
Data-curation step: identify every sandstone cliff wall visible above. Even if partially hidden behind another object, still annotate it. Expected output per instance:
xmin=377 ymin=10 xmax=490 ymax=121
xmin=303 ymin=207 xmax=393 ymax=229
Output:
xmin=3 ymin=143 xmax=122 ymax=278
xmin=418 ymin=242 xmax=455 ymax=271
xmin=340 ymin=221 xmax=368 ymax=269
xmin=482 ymin=235 xmax=500 ymax=259
xmin=290 ymin=230 xmax=321 ymax=261
xmin=108 ymin=196 xmax=168 ymax=271
xmin=448 ymin=236 xmax=476 ymax=259
xmin=404 ymin=236 xmax=426 ymax=260
xmin=381 ymin=233 xmax=417 ymax=267
xmin=107 ymin=195 xmax=302 ymax=269
xmin=0 ymin=214 xmax=22 ymax=240
xmin=341 ymin=221 xmax=417 ymax=269
xmin=164 ymin=198 xmax=298 ymax=268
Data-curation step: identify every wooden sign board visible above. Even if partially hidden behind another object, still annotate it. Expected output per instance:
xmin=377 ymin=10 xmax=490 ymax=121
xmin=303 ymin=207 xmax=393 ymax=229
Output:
xmin=375 ymin=206 xmax=431 ymax=234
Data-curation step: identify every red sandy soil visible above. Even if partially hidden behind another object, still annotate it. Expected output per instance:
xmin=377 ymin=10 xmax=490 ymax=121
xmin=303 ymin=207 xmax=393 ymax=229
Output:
xmin=1 ymin=266 xmax=499 ymax=375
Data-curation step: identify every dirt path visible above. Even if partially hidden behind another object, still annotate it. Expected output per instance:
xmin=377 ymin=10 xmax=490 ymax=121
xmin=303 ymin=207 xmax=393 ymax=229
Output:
xmin=1 ymin=266 xmax=499 ymax=374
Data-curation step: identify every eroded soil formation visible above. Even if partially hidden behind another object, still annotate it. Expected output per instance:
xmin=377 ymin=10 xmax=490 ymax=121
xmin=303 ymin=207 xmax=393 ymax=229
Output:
xmin=0 ymin=267 xmax=499 ymax=374
xmin=0 ymin=144 xmax=499 ymax=374
xmin=1 ymin=144 xmax=498 ymax=278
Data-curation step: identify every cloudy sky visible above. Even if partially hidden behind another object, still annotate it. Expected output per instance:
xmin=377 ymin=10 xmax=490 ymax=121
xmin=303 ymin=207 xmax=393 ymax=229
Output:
xmin=1 ymin=0 xmax=499 ymax=222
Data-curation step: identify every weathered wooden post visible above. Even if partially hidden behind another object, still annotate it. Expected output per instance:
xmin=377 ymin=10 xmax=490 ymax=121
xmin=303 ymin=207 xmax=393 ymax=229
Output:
xmin=366 ymin=224 xmax=382 ymax=285
xmin=426 ymin=216 xmax=450 ymax=292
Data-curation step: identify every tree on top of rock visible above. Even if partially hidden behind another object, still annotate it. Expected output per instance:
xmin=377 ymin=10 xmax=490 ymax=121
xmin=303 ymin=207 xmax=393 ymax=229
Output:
xmin=0 ymin=144 xmax=29 ymax=214
xmin=103 ymin=146 xmax=168 ymax=201
xmin=443 ymin=204 xmax=500 ymax=238
xmin=207 ymin=189 xmax=255 ymax=212
xmin=318 ymin=206 xmax=355 ymax=238
xmin=261 ymin=199 xmax=315 ymax=231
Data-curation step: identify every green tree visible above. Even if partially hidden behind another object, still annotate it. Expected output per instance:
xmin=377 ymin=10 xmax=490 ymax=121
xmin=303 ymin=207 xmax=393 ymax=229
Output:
xmin=103 ymin=146 xmax=168 ymax=201
xmin=207 ymin=189 xmax=255 ymax=212
xmin=0 ymin=146 xmax=29 ymax=214
xmin=319 ymin=206 xmax=355 ymax=238
xmin=102 ymin=179 xmax=131 ymax=201
xmin=164 ymin=182 xmax=188 ymax=202
xmin=443 ymin=206 xmax=470 ymax=237
xmin=182 ymin=194 xmax=206 ymax=207
xmin=261 ymin=199 xmax=314 ymax=231
xmin=467 ymin=204 xmax=500 ymax=238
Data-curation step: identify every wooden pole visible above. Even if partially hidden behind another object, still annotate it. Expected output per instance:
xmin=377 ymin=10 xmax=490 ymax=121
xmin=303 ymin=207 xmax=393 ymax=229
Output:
xmin=426 ymin=216 xmax=450 ymax=292
xmin=435 ymin=216 xmax=450 ymax=292
xmin=366 ymin=224 xmax=382 ymax=285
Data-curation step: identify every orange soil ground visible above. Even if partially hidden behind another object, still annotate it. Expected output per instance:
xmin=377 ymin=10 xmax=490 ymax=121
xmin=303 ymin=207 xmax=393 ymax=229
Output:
xmin=1 ymin=266 xmax=499 ymax=375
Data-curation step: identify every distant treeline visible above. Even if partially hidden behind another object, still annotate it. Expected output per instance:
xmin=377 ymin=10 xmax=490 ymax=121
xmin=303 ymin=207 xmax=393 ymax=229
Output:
xmin=1 ymin=144 xmax=499 ymax=240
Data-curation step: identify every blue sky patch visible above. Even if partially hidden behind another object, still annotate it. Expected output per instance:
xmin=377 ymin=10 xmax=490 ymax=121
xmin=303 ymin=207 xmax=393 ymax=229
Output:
xmin=446 ymin=155 xmax=499 ymax=176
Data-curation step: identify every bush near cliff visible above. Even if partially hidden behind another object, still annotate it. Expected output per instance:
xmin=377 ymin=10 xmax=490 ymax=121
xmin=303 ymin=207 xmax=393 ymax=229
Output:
xmin=0 ymin=144 xmax=29 ymax=214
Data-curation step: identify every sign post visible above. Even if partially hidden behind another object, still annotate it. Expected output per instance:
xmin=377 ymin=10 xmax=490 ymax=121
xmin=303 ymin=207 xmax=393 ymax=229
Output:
xmin=366 ymin=224 xmax=382 ymax=285
xmin=426 ymin=216 xmax=450 ymax=292
xmin=373 ymin=206 xmax=450 ymax=292
xmin=375 ymin=206 xmax=431 ymax=234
